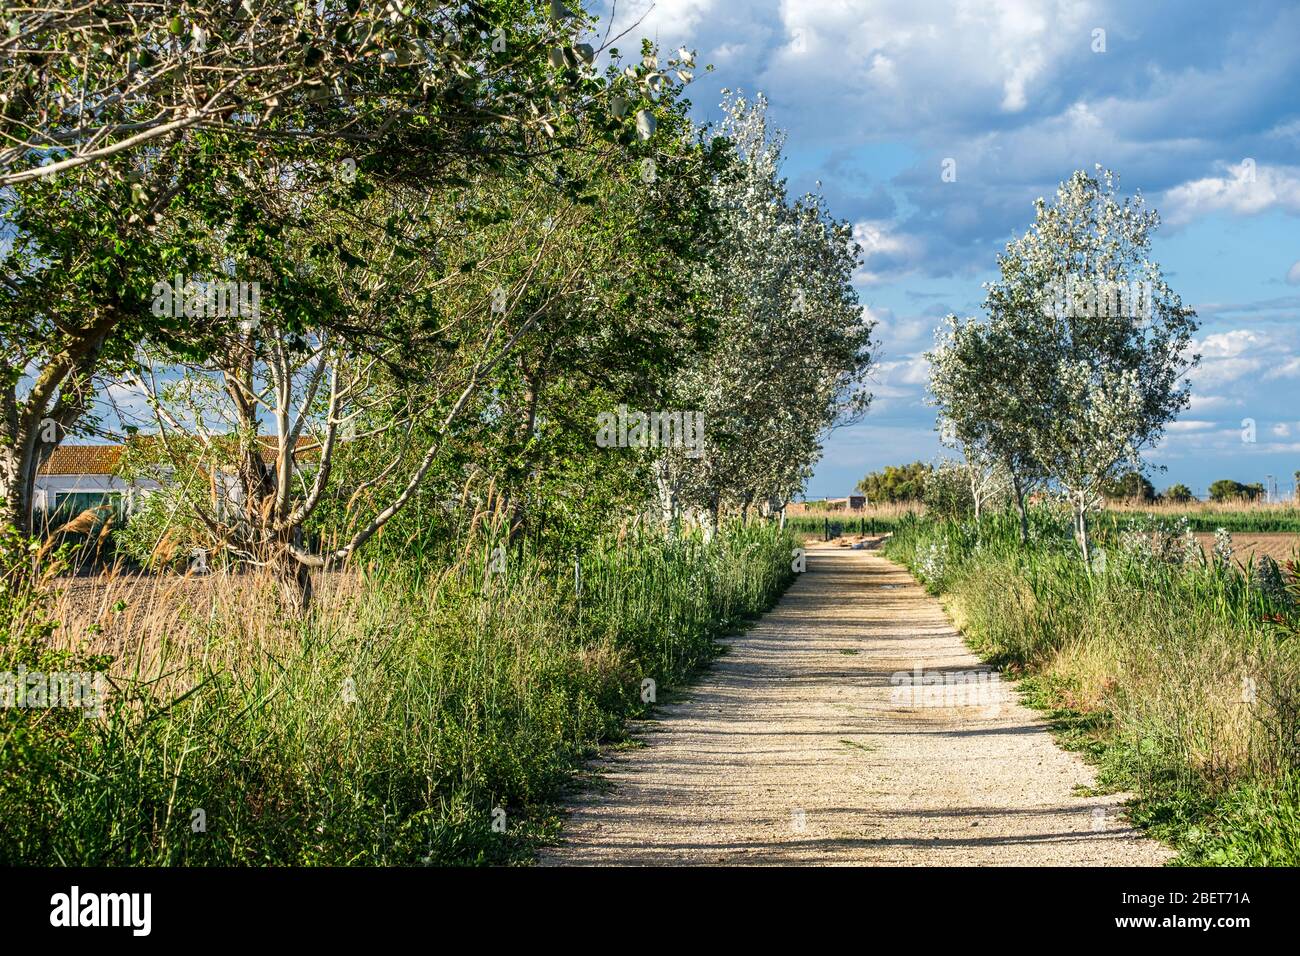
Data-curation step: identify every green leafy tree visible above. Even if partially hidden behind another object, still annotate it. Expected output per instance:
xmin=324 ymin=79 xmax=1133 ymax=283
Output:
xmin=928 ymin=314 xmax=1046 ymax=540
xmin=1101 ymin=470 xmax=1156 ymax=502
xmin=666 ymin=92 xmax=875 ymax=530
xmin=1209 ymin=479 xmax=1263 ymax=502
xmin=856 ymin=462 xmax=931 ymax=504
xmin=0 ymin=1 xmax=651 ymax=535
xmin=981 ymin=167 xmax=1199 ymax=562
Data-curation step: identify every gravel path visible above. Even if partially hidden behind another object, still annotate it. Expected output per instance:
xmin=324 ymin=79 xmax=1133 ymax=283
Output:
xmin=540 ymin=542 xmax=1172 ymax=866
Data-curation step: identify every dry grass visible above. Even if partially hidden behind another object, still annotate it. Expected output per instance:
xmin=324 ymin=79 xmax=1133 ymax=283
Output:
xmin=47 ymin=568 xmax=370 ymax=691
xmin=1108 ymin=498 xmax=1299 ymax=516
xmin=790 ymin=501 xmax=925 ymax=519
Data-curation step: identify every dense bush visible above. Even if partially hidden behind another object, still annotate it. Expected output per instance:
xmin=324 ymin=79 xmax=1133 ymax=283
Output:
xmin=1210 ymin=479 xmax=1266 ymax=502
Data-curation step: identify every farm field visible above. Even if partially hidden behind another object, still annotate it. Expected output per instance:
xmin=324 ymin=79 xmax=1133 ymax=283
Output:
xmin=1193 ymin=532 xmax=1300 ymax=566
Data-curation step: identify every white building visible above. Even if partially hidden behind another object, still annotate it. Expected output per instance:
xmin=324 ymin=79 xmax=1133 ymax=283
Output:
xmin=34 ymin=445 xmax=159 ymax=517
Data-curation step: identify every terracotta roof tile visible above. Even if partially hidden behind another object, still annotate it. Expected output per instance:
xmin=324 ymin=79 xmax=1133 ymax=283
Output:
xmin=38 ymin=436 xmax=320 ymax=476
xmin=38 ymin=445 xmax=124 ymax=476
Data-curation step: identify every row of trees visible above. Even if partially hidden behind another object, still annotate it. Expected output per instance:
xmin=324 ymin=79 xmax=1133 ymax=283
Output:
xmin=1103 ymin=475 xmax=1276 ymax=503
xmin=927 ymin=167 xmax=1200 ymax=560
xmin=2 ymin=3 xmax=873 ymax=606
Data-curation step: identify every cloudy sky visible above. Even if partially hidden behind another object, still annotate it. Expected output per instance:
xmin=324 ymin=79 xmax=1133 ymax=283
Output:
xmin=599 ymin=0 xmax=1300 ymax=499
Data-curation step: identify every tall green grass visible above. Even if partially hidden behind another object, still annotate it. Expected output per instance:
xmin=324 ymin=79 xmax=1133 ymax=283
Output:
xmin=1095 ymin=508 xmax=1300 ymax=534
xmin=0 ymin=521 xmax=796 ymax=865
xmin=784 ymin=513 xmax=905 ymax=538
xmin=885 ymin=510 xmax=1300 ymax=865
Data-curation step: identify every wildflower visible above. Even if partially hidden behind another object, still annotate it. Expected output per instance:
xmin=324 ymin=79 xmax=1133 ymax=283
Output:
xmin=1252 ymin=556 xmax=1290 ymax=607
xmin=1177 ymin=517 xmax=1201 ymax=568
xmin=916 ymin=540 xmax=950 ymax=583
xmin=1212 ymin=528 xmax=1233 ymax=568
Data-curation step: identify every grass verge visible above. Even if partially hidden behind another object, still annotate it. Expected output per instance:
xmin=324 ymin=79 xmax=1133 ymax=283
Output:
xmin=1 ymin=521 xmax=796 ymax=865
xmin=885 ymin=509 xmax=1300 ymax=866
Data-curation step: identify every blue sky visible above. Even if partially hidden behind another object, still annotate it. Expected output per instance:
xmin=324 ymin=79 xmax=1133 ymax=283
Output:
xmin=600 ymin=0 xmax=1300 ymax=499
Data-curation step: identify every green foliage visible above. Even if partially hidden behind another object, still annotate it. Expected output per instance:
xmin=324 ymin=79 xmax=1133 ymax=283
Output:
xmin=783 ymin=514 xmax=905 ymax=537
xmin=932 ymin=167 xmax=1199 ymax=561
xmin=856 ymin=462 xmax=931 ymax=503
xmin=1094 ymin=509 xmax=1300 ymax=534
xmin=1209 ymin=479 xmax=1265 ymax=502
xmin=1101 ymin=470 xmax=1155 ymax=501
xmin=0 ymin=521 xmax=796 ymax=865
xmin=1161 ymin=483 xmax=1195 ymax=503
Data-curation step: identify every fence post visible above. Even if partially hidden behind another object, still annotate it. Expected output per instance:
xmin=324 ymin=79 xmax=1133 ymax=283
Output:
xmin=823 ymin=517 xmax=829 ymax=541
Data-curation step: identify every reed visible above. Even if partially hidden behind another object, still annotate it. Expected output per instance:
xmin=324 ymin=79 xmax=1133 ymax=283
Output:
xmin=0 ymin=521 xmax=796 ymax=865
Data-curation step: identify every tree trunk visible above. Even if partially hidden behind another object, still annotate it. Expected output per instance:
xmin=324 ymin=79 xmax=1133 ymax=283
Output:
xmin=1011 ymin=472 xmax=1028 ymax=544
xmin=0 ymin=443 xmax=27 ymax=533
xmin=274 ymin=526 xmax=314 ymax=613
xmin=1075 ymin=503 xmax=1092 ymax=566
xmin=508 ymin=372 xmax=542 ymax=547
xmin=0 ymin=430 xmax=47 ymax=536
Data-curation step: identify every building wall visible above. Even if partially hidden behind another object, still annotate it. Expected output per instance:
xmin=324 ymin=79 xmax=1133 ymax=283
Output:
xmin=33 ymin=475 xmax=160 ymax=511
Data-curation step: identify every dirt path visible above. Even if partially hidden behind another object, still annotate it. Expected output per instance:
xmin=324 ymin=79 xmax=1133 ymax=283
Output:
xmin=540 ymin=542 xmax=1172 ymax=866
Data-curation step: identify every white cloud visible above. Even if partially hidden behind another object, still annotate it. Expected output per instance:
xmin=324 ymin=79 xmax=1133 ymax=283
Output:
xmin=871 ymin=354 xmax=931 ymax=396
xmin=1162 ymin=161 xmax=1300 ymax=226
xmin=1199 ymin=329 xmax=1266 ymax=358
xmin=1166 ymin=420 xmax=1217 ymax=432
xmin=610 ymin=0 xmax=719 ymax=49
xmin=1264 ymin=356 xmax=1300 ymax=380
xmin=1287 ymin=260 xmax=1300 ymax=284
xmin=852 ymin=219 xmax=925 ymax=284
xmin=1187 ymin=393 xmax=1240 ymax=412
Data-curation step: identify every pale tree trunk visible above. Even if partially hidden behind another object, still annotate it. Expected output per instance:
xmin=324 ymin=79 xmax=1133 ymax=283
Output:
xmin=968 ymin=467 xmax=982 ymax=523
xmin=654 ymin=461 xmax=680 ymax=528
xmin=1010 ymin=470 xmax=1029 ymax=544
xmin=1074 ymin=500 xmax=1092 ymax=566
xmin=0 ymin=443 xmax=29 ymax=533
xmin=0 ymin=423 xmax=59 ymax=536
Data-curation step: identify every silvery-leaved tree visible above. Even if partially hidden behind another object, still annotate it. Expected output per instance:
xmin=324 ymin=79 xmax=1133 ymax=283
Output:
xmin=983 ymin=167 xmax=1199 ymax=562
xmin=928 ymin=315 xmax=1045 ymax=540
xmin=663 ymin=92 xmax=874 ymax=529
